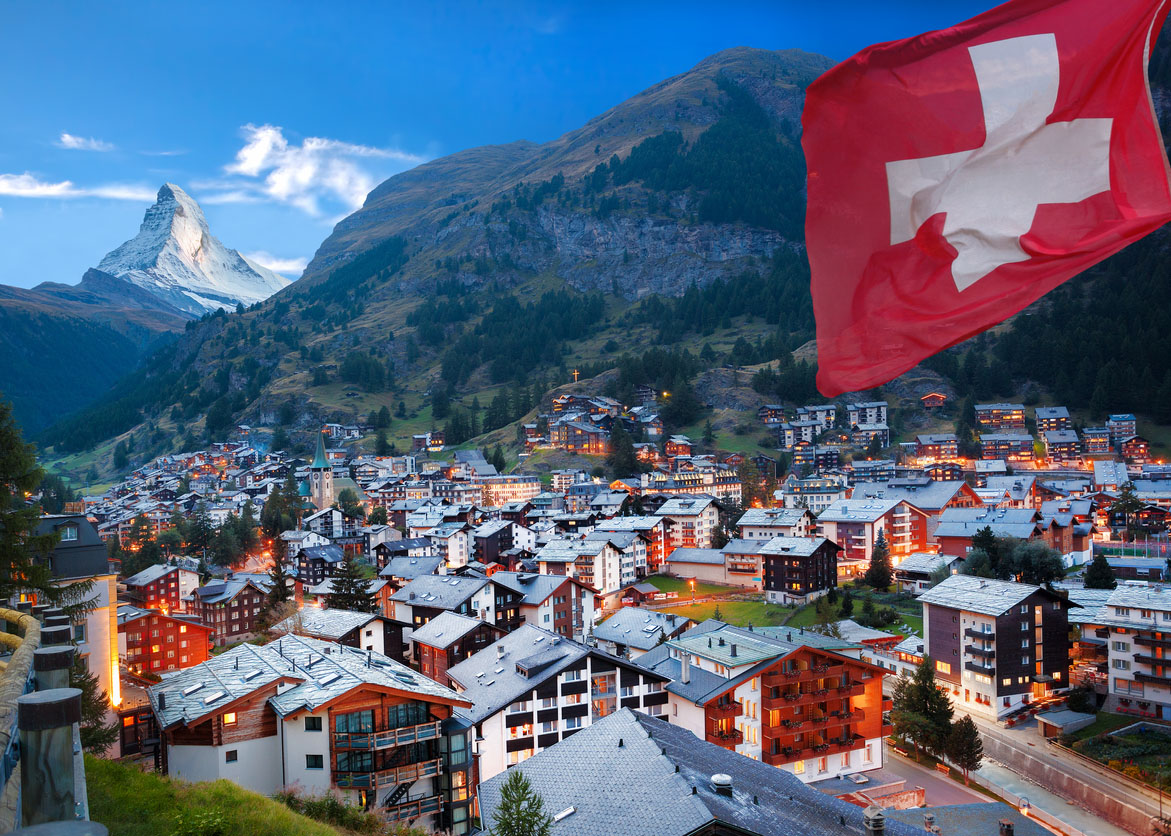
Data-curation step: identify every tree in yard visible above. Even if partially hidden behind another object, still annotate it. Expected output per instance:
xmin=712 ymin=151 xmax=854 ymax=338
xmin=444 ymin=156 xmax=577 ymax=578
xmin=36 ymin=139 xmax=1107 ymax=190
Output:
xmin=1113 ymin=482 xmax=1144 ymax=541
xmin=0 ymin=396 xmax=94 ymax=611
xmin=72 ymin=654 xmax=118 ymax=754
xmin=927 ymin=564 xmax=952 ymax=589
xmin=1004 ymin=540 xmax=1064 ymax=587
xmin=210 ymin=522 xmax=242 ymax=567
xmin=713 ymin=603 xmax=723 ymax=622
xmin=187 ymin=501 xmax=215 ymax=555
xmin=368 ymin=506 xmax=388 ymax=526
xmin=336 ymin=487 xmax=365 ymax=519
xmin=947 ymin=715 xmax=984 ymax=785
xmin=863 ymin=530 xmax=893 ymax=590
xmin=839 ymin=589 xmax=854 ymax=617
xmin=268 ymin=554 xmax=292 ymax=606
xmin=489 ymin=767 xmax=553 ymax=836
xmin=1083 ymin=552 xmax=1117 ymax=590
xmin=327 ymin=555 xmax=376 ymax=613
xmin=606 ymin=423 xmax=639 ymax=477
xmin=890 ymin=656 xmax=954 ymax=759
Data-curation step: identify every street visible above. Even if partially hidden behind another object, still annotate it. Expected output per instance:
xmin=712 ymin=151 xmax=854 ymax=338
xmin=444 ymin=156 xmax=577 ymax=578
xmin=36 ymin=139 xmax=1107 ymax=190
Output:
xmin=882 ymin=746 xmax=992 ymax=806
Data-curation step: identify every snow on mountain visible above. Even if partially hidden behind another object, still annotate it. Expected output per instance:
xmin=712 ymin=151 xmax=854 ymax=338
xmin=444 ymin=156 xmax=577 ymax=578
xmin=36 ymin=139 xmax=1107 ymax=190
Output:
xmin=96 ymin=183 xmax=292 ymax=316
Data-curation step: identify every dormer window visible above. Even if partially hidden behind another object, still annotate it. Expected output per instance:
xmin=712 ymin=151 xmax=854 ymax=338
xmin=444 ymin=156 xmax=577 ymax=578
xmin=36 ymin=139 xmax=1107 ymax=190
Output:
xmin=60 ymin=524 xmax=78 ymax=542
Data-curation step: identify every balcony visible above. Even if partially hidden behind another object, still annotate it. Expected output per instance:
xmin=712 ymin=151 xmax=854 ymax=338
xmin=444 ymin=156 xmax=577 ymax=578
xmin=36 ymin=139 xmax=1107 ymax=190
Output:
xmin=964 ymin=661 xmax=995 ymax=676
xmin=706 ymin=728 xmax=744 ymax=747
xmin=1134 ymin=635 xmax=1171 ymax=649
xmin=964 ymin=627 xmax=994 ymax=641
xmin=334 ymin=720 xmax=442 ymax=751
xmin=967 ymin=646 xmax=996 ymax=660
xmin=380 ymin=795 xmax=441 ymax=823
xmin=881 ymin=698 xmax=893 ymax=712
xmin=1133 ymin=653 xmax=1170 ymax=667
xmin=334 ymin=758 xmax=442 ymax=790
xmin=762 ymin=748 xmax=802 ymax=766
xmin=763 ymin=665 xmax=846 ymax=688
xmin=1135 ymin=671 xmax=1171 ymax=686
xmin=839 ymin=683 xmax=865 ymax=698
xmin=708 ymin=701 xmax=744 ymax=721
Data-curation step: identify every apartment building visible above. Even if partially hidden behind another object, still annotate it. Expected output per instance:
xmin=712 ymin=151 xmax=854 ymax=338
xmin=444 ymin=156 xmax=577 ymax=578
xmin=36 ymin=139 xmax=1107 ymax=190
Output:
xmin=118 ymin=604 xmax=212 ymax=674
xmin=816 ymin=498 xmax=929 ymax=577
xmin=975 ymin=403 xmax=1026 ymax=432
xmin=657 ymin=495 xmax=720 ymax=552
xmin=847 ymin=401 xmax=888 ymax=427
xmin=189 ymin=577 xmax=270 ymax=647
xmin=736 ymin=508 xmax=815 ymax=540
xmin=149 ymin=635 xmax=476 ymax=834
xmin=1095 ymin=586 xmax=1171 ymax=719
xmin=446 ymin=625 xmax=670 ymax=782
xmin=123 ymin=563 xmax=200 ymax=613
xmin=918 ymin=575 xmax=1072 ymax=720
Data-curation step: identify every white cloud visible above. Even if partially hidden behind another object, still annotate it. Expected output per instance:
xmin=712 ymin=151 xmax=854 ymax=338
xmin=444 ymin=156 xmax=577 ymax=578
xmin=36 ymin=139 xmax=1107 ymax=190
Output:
xmin=0 ymin=172 xmax=154 ymax=201
xmin=57 ymin=132 xmax=115 ymax=152
xmin=242 ymin=250 xmax=308 ymax=275
xmin=212 ymin=124 xmax=424 ymax=216
xmin=139 ymin=149 xmax=188 ymax=157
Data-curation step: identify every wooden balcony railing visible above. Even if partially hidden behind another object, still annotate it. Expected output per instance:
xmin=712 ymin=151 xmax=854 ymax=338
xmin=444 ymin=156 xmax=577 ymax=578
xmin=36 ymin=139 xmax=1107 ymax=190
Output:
xmin=334 ymin=757 xmax=442 ymax=790
xmin=334 ymin=720 xmax=442 ymax=751
xmin=380 ymin=794 xmax=441 ymax=823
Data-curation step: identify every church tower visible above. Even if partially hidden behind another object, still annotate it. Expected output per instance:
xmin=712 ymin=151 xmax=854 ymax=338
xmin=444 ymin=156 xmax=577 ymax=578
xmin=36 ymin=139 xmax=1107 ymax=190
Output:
xmin=309 ymin=429 xmax=334 ymax=511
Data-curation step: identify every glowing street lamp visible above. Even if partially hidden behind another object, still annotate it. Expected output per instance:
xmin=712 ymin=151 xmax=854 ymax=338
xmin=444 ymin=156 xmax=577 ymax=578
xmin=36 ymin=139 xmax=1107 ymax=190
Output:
xmin=689 ymin=579 xmax=695 ymax=603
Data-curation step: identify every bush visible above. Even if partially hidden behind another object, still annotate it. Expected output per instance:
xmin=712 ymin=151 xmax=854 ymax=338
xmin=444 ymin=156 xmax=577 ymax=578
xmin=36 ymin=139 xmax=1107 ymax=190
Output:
xmin=171 ymin=811 xmax=226 ymax=836
xmin=273 ymin=787 xmax=382 ymax=834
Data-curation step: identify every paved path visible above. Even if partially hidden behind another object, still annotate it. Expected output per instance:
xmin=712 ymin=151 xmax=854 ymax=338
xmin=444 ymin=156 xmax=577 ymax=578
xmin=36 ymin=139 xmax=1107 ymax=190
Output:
xmin=882 ymin=746 xmax=991 ymax=806
xmin=976 ymin=758 xmax=1132 ymax=836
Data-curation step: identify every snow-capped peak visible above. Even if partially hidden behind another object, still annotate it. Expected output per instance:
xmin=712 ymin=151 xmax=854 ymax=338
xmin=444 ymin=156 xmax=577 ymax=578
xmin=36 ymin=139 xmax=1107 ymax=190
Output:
xmin=96 ymin=183 xmax=292 ymax=316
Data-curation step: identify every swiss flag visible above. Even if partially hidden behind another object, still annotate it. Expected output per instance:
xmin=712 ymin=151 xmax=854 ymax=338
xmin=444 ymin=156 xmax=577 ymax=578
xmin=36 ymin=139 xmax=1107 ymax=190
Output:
xmin=804 ymin=0 xmax=1171 ymax=397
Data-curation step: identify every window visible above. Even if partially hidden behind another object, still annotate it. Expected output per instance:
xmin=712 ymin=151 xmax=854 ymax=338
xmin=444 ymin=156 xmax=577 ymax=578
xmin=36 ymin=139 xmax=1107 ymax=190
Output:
xmin=225 ymin=750 xmax=238 ymax=763
xmin=1020 ymin=605 xmax=1028 ymax=614
xmin=1021 ymin=622 xmax=1029 ymax=631
xmin=540 ymin=697 xmax=557 ymax=709
xmin=564 ymin=692 xmax=583 ymax=705
xmin=1113 ymin=641 xmax=1130 ymax=652
xmin=864 ymin=744 xmax=873 ymax=764
xmin=564 ymin=716 xmax=583 ymax=730
xmin=508 ymin=723 xmax=533 ymax=739
xmin=509 ymin=699 xmax=531 ymax=714
xmin=1114 ymin=659 xmax=1131 ymax=670
xmin=73 ymin=623 xmax=86 ymax=643
xmin=647 ymin=681 xmax=664 ymax=694
xmin=305 ymin=716 xmax=322 ymax=732
xmin=841 ymin=752 xmax=851 ymax=768
xmin=1002 ymin=677 xmax=1011 ymax=686
xmin=222 ymin=712 xmax=237 ymax=726
xmin=935 ymin=661 xmax=951 ymax=675
xmin=508 ymin=748 xmax=533 ymax=765
xmin=60 ymin=525 xmax=78 ymax=542
xmin=1021 ymin=639 xmax=1030 ymax=648
xmin=306 ymin=754 xmax=324 ymax=770
xmin=794 ymin=760 xmax=805 ymax=775
xmin=336 ymin=710 xmax=375 ymax=734
xmin=563 ymin=669 xmax=583 ymax=682
xmin=541 ymin=720 xmax=558 ymax=734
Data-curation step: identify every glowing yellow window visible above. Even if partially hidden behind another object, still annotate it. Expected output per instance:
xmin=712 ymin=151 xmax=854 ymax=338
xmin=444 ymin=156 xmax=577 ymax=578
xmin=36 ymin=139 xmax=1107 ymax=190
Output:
xmin=223 ymin=712 xmax=237 ymax=725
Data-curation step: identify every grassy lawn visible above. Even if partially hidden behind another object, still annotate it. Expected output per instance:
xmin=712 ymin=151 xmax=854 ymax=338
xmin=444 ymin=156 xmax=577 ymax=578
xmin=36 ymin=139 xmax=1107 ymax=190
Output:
xmin=662 ymin=599 xmax=792 ymax=627
xmin=85 ymin=755 xmax=346 ymax=836
xmin=784 ymin=588 xmax=923 ymax=637
xmin=644 ymin=575 xmax=743 ymax=598
xmin=1068 ymin=711 xmax=1142 ymax=742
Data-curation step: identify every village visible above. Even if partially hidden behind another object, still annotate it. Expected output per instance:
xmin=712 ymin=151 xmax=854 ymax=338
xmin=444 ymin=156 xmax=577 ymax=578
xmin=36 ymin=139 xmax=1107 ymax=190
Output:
xmin=9 ymin=386 xmax=1169 ymax=836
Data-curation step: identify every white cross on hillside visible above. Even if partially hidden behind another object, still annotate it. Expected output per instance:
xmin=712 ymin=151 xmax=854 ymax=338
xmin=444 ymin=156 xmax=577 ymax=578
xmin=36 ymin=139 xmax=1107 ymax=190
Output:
xmin=886 ymin=34 xmax=1113 ymax=292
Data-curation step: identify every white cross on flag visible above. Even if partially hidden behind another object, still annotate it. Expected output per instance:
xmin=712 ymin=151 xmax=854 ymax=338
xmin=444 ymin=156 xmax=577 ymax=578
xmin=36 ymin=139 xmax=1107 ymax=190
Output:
xmin=803 ymin=0 xmax=1171 ymax=396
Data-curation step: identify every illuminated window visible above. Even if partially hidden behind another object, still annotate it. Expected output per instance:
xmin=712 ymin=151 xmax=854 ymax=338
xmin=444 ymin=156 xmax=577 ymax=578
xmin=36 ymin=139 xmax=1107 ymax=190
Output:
xmin=223 ymin=712 xmax=237 ymax=725
xmin=794 ymin=760 xmax=805 ymax=774
xmin=935 ymin=661 xmax=951 ymax=675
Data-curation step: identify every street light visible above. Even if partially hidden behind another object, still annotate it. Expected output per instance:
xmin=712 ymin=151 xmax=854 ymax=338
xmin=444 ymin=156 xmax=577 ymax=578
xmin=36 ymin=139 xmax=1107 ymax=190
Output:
xmin=689 ymin=579 xmax=695 ymax=603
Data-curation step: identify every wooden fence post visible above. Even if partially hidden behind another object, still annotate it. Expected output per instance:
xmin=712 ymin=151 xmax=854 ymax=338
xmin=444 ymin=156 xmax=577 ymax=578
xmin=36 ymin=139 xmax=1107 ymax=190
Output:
xmin=32 ymin=649 xmax=74 ymax=693
xmin=17 ymin=688 xmax=81 ymax=827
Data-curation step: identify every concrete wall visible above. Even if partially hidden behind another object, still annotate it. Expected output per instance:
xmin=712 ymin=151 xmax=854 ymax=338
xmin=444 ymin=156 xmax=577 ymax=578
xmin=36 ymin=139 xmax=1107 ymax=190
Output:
xmin=282 ymin=712 xmax=332 ymax=794
xmin=169 ymin=735 xmax=282 ymax=795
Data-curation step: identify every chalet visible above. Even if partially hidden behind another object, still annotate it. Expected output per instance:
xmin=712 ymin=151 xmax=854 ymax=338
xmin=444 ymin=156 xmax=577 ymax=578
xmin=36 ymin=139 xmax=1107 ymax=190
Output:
xmin=280 ymin=529 xmax=330 ymax=560
xmin=1108 ymin=414 xmax=1138 ymax=442
xmin=1043 ymin=430 xmax=1081 ymax=462
xmin=274 ymin=607 xmax=408 ymax=662
xmin=854 ymin=479 xmax=983 ymax=538
xmin=757 ymin=404 xmax=786 ymax=426
xmin=190 ymin=578 xmax=270 ymax=646
xmin=980 ymin=433 xmax=1035 ymax=462
xmin=550 ymin=421 xmax=609 ymax=455
xmin=914 ymin=434 xmax=959 ymax=460
xmin=123 ymin=563 xmax=200 ymax=614
xmin=736 ymin=507 xmax=814 ymax=540
xmin=536 ymin=538 xmax=627 ymax=594
xmin=488 ymin=570 xmax=598 ymax=642
xmin=412 ymin=611 xmax=505 ymax=685
xmin=665 ymin=435 xmax=694 ymax=457
xmin=760 ymin=536 xmax=841 ymax=605
xmin=377 ymin=556 xmax=445 ymax=593
xmin=446 ymin=625 xmax=670 ymax=783
xmin=118 ymin=604 xmax=212 ymax=675
xmin=1036 ymin=406 xmax=1072 ymax=433
xmin=470 ymin=520 xmax=517 ymax=565
xmin=304 ymin=577 xmax=395 ymax=620
xmin=920 ymin=392 xmax=948 ymax=410
xmin=923 ymin=461 xmax=964 ymax=481
xmin=658 ymin=495 xmax=720 ymax=551
xmin=892 ymin=552 xmax=961 ymax=595
xmin=975 ymin=403 xmax=1026 ymax=432
xmin=1122 ymin=435 xmax=1152 ymax=464
xmin=389 ymin=574 xmax=499 ymax=639
xmin=296 ymin=544 xmax=347 ymax=586
xmin=850 ymin=459 xmax=896 ymax=482
xmin=851 ymin=423 xmax=890 ymax=449
xmin=148 ymin=635 xmax=475 ymax=834
xmin=373 ymin=538 xmax=436 ymax=569
xmin=304 ymin=507 xmax=363 ymax=540
xmin=634 ymin=621 xmax=890 ymax=782
xmin=592 ymin=608 xmax=691 ymax=659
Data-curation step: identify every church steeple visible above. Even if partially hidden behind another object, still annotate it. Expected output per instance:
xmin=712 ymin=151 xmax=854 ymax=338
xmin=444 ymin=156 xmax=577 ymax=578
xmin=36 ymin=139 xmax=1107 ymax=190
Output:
xmin=312 ymin=429 xmax=329 ymax=470
xmin=309 ymin=429 xmax=333 ymax=510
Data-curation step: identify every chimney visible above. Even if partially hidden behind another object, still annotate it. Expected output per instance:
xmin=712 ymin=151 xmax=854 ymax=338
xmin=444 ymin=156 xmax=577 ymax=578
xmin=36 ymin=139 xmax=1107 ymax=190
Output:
xmin=863 ymin=805 xmax=885 ymax=836
xmin=158 ymin=693 xmax=167 ymax=711
xmin=999 ymin=822 xmax=1014 ymax=836
xmin=497 ymin=645 xmax=506 ymax=659
xmin=681 ymin=652 xmax=691 ymax=684
xmin=923 ymin=812 xmax=935 ymax=831
xmin=710 ymin=774 xmax=733 ymax=797
xmin=731 ymin=644 xmax=738 ymax=658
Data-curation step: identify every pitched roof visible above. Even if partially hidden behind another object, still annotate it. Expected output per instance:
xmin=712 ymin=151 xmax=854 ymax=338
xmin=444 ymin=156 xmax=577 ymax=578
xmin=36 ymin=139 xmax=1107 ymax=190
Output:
xmin=409 ymin=610 xmax=492 ymax=648
xmin=477 ymin=708 xmax=920 ymax=836
xmin=917 ymin=575 xmax=1060 ymax=616
xmin=817 ymin=497 xmax=901 ymax=523
xmin=273 ymin=608 xmax=381 ymax=640
xmin=594 ymin=608 xmax=690 ymax=651
xmin=390 ymin=574 xmax=488 ymax=609
xmin=894 ymin=552 xmax=958 ymax=576
xmin=378 ymin=555 xmax=444 ymax=580
xmin=123 ymin=563 xmax=178 ymax=587
xmin=734 ymin=508 xmax=809 ymax=529
xmin=311 ymin=431 xmax=329 ymax=469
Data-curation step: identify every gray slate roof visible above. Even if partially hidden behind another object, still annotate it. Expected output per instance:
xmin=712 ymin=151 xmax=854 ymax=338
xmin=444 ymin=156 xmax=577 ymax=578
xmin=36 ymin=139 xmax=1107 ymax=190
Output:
xmin=390 ymin=574 xmax=488 ymax=609
xmin=734 ymin=508 xmax=809 ymax=529
xmin=917 ymin=575 xmax=1057 ymax=617
xmin=273 ymin=608 xmax=381 ymax=640
xmin=886 ymin=802 xmax=1048 ymax=836
xmin=379 ymin=555 xmax=444 ymax=580
xmin=478 ymin=708 xmax=920 ymax=836
xmin=667 ymin=548 xmax=725 ymax=565
xmin=123 ymin=563 xmax=178 ymax=587
xmin=409 ymin=610 xmax=490 ymax=648
xmin=594 ymin=608 xmax=690 ymax=651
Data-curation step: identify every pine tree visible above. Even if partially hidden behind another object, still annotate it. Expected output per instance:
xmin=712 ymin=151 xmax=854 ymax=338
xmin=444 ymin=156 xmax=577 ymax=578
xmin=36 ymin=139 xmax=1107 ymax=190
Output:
xmin=327 ymin=555 xmax=375 ymax=613
xmin=1083 ymin=552 xmax=1117 ymax=590
xmin=1114 ymin=482 xmax=1145 ymax=541
xmin=491 ymin=444 xmax=507 ymax=473
xmin=490 ymin=767 xmax=553 ymax=836
xmin=863 ymin=531 xmax=893 ymax=590
xmin=839 ymin=590 xmax=854 ymax=617
xmin=606 ymin=424 xmax=638 ymax=477
xmin=891 ymin=656 xmax=954 ymax=759
xmin=268 ymin=555 xmax=292 ymax=606
xmin=368 ymin=506 xmax=388 ymax=526
xmin=947 ymin=715 xmax=984 ymax=785
xmin=72 ymin=654 xmax=118 ymax=754
xmin=375 ymin=429 xmax=391 ymax=456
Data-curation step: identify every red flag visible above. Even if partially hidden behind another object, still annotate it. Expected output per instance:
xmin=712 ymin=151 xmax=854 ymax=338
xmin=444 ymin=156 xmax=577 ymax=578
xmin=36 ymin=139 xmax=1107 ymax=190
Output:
xmin=803 ymin=0 xmax=1171 ymax=397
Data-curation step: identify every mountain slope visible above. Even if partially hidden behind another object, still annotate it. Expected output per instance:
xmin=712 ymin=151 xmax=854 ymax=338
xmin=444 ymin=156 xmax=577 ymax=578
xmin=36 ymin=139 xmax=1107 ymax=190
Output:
xmin=0 ymin=185 xmax=289 ymax=433
xmin=91 ymin=183 xmax=291 ymax=316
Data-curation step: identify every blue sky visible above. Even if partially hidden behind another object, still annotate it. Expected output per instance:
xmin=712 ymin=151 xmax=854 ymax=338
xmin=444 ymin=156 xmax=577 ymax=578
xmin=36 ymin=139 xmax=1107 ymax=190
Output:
xmin=0 ymin=0 xmax=992 ymax=288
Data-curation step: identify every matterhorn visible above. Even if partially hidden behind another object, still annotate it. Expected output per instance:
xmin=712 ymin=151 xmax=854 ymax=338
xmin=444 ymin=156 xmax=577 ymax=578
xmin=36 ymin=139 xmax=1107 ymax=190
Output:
xmin=96 ymin=183 xmax=291 ymax=316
